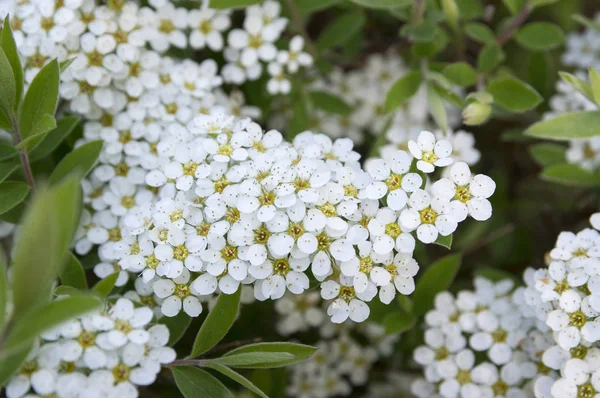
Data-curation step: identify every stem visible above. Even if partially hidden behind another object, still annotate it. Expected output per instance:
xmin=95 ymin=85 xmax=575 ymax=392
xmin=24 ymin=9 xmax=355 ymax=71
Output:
xmin=496 ymin=5 xmax=532 ymax=46
xmin=283 ymin=0 xmax=318 ymax=58
xmin=11 ymin=118 xmax=36 ymax=193
xmin=166 ymin=359 xmax=208 ymax=367
xmin=413 ymin=0 xmax=425 ymax=24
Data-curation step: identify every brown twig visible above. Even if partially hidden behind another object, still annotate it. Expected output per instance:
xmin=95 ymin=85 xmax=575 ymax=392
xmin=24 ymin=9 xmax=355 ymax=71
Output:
xmin=497 ymin=5 xmax=532 ymax=46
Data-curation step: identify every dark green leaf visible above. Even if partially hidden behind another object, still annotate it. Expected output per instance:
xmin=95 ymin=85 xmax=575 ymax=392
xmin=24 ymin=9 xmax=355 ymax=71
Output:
xmin=203 ymin=362 xmax=268 ymax=398
xmin=0 ymin=143 xmax=17 ymax=161
xmin=224 ymin=342 xmax=317 ymax=368
xmin=208 ymin=0 xmax=260 ymax=8
xmin=382 ymin=309 xmax=416 ymax=334
xmin=427 ymin=83 xmax=448 ymax=132
xmin=530 ymin=0 xmax=558 ymax=7
xmin=0 ymin=182 xmax=29 ymax=216
xmin=477 ymin=43 xmax=505 ymax=72
xmin=442 ymin=62 xmax=476 ymax=87
xmin=172 ymin=367 xmax=233 ymax=398
xmin=476 ymin=267 xmax=519 ymax=283
xmin=60 ymin=252 xmax=88 ymax=290
xmin=290 ymin=94 xmax=309 ymax=135
xmin=0 ymin=48 xmax=16 ymax=125
xmin=402 ymin=20 xmax=438 ymax=42
xmin=92 ymin=272 xmax=119 ymax=298
xmin=503 ymin=0 xmax=525 ymax=14
xmin=0 ymin=160 xmax=19 ymax=183
xmin=524 ymin=111 xmax=600 ymax=140
xmin=160 ymin=311 xmax=193 ymax=346
xmin=316 ymin=12 xmax=366 ymax=51
xmin=213 ymin=352 xmax=297 ymax=368
xmin=29 ymin=116 xmax=80 ymax=161
xmin=16 ymin=114 xmax=56 ymax=150
xmin=0 ymin=344 xmax=31 ymax=385
xmin=384 ymin=71 xmax=422 ymax=112
xmin=0 ymin=247 xmax=6 ymax=329
xmin=486 ymin=78 xmax=542 ymax=112
xmin=2 ymin=17 xmax=23 ymax=111
xmin=515 ymin=22 xmax=564 ymax=51
xmin=49 ymin=140 xmax=103 ymax=184
xmin=541 ymin=164 xmax=600 ymax=187
xmin=297 ymin=0 xmax=341 ymax=13
xmin=191 ymin=288 xmax=241 ymax=357
xmin=465 ymin=23 xmax=496 ymax=43
xmin=529 ymin=143 xmax=566 ymax=167
xmin=433 ymin=233 xmax=453 ymax=249
xmin=309 ymin=91 xmax=352 ymax=115
xmin=413 ymin=254 xmax=462 ymax=316
xmin=18 ymin=59 xmax=59 ymax=142
xmin=456 ymin=0 xmax=484 ymax=19
xmin=348 ymin=0 xmax=410 ymax=8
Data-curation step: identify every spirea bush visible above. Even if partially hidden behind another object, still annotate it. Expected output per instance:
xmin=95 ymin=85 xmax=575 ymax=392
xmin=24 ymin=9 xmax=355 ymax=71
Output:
xmin=0 ymin=0 xmax=599 ymax=397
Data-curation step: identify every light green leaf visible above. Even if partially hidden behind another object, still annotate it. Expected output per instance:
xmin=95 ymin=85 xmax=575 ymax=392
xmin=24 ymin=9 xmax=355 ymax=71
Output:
xmin=573 ymin=15 xmax=600 ymax=34
xmin=191 ymin=288 xmax=241 ymax=358
xmin=0 ymin=143 xmax=17 ymax=161
xmin=224 ymin=342 xmax=317 ymax=368
xmin=382 ymin=309 xmax=416 ymax=334
xmin=348 ymin=0 xmax=410 ymax=8
xmin=515 ymin=22 xmax=564 ymax=51
xmin=402 ymin=20 xmax=438 ymax=42
xmin=16 ymin=114 xmax=56 ymax=150
xmin=172 ymin=367 xmax=234 ymax=398
xmin=590 ymin=68 xmax=600 ymax=106
xmin=2 ymin=17 xmax=23 ymax=111
xmin=427 ymin=83 xmax=448 ymax=133
xmin=0 ymin=48 xmax=16 ymax=126
xmin=59 ymin=58 xmax=75 ymax=72
xmin=309 ymin=91 xmax=352 ymax=115
xmin=49 ymin=140 xmax=103 ymax=184
xmin=0 ymin=344 xmax=31 ymax=386
xmin=559 ymin=72 xmax=594 ymax=102
xmin=503 ymin=0 xmax=525 ymax=14
xmin=541 ymin=164 xmax=600 ymax=187
xmin=60 ymin=252 xmax=88 ymax=290
xmin=3 ymin=295 xmax=101 ymax=356
xmin=442 ymin=62 xmax=476 ymax=87
xmin=530 ymin=0 xmax=558 ymax=7
xmin=433 ymin=233 xmax=453 ymax=249
xmin=160 ymin=311 xmax=193 ymax=346
xmin=524 ymin=111 xmax=600 ymax=140
xmin=384 ymin=71 xmax=422 ymax=112
xmin=297 ymin=0 xmax=341 ymax=13
xmin=92 ymin=272 xmax=119 ymax=298
xmin=0 ymin=247 xmax=6 ymax=329
xmin=486 ymin=78 xmax=542 ymax=112
xmin=208 ymin=0 xmax=260 ymax=8
xmin=18 ymin=59 xmax=59 ymax=142
xmin=413 ymin=254 xmax=462 ymax=316
xmin=477 ymin=43 xmax=505 ymax=72
xmin=0 ymin=160 xmax=19 ymax=183
xmin=213 ymin=352 xmax=297 ymax=368
xmin=0 ymin=182 xmax=29 ymax=216
xmin=29 ymin=116 xmax=80 ymax=161
xmin=456 ymin=0 xmax=484 ymax=19
xmin=53 ymin=285 xmax=84 ymax=297
xmin=203 ymin=362 xmax=268 ymax=398
xmin=465 ymin=23 xmax=496 ymax=43
xmin=529 ymin=143 xmax=566 ymax=167
xmin=316 ymin=12 xmax=366 ymax=51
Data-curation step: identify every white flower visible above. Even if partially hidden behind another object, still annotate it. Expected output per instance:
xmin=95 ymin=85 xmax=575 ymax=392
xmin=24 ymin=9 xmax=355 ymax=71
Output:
xmin=187 ymin=6 xmax=230 ymax=51
xmin=408 ymin=131 xmax=453 ymax=173
xmin=277 ymin=35 xmax=313 ymax=73
xmin=399 ymin=189 xmax=458 ymax=244
xmin=153 ymin=268 xmax=203 ymax=317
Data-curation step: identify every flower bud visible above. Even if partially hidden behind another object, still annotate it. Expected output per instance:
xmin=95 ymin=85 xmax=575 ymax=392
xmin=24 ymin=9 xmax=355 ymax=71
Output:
xmin=462 ymin=101 xmax=492 ymax=126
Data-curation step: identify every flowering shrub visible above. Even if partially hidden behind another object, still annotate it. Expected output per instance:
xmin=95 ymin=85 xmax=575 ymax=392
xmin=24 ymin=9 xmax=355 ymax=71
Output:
xmin=0 ymin=0 xmax=600 ymax=397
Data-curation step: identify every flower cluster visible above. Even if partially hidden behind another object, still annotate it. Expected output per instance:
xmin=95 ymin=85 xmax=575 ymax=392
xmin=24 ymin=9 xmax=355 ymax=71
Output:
xmin=5 ymin=298 xmax=174 ymax=398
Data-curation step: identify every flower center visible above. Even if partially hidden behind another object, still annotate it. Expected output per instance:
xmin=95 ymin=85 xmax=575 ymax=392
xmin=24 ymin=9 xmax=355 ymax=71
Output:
xmin=571 ymin=344 xmax=589 ymax=360
xmin=344 ymin=185 xmax=358 ymax=198
xmin=419 ymin=208 xmax=438 ymax=224
xmin=108 ymin=228 xmax=122 ymax=242
xmin=59 ymin=361 xmax=76 ymax=373
xmin=273 ymin=259 xmax=290 ymax=275
xmin=316 ymin=233 xmax=332 ymax=251
xmin=20 ymin=361 xmax=39 ymax=375
xmin=385 ymin=173 xmax=402 ymax=190
xmin=434 ymin=347 xmax=448 ymax=360
xmin=288 ymin=223 xmax=304 ymax=239
xmin=492 ymin=329 xmax=507 ymax=343
xmin=578 ymin=382 xmax=596 ymax=398
xmin=422 ymin=150 xmax=438 ymax=164
xmin=221 ymin=245 xmax=238 ymax=261
xmin=339 ymin=286 xmax=355 ymax=301
xmin=218 ymin=144 xmax=233 ymax=156
xmin=248 ymin=34 xmax=263 ymax=48
xmin=159 ymin=19 xmax=175 ymax=33
xmin=112 ymin=364 xmax=130 ymax=382
xmin=225 ymin=207 xmax=240 ymax=224
xmin=259 ymin=191 xmax=276 ymax=206
xmin=455 ymin=186 xmax=471 ymax=203
xmin=570 ymin=311 xmax=587 ymax=328
xmin=492 ymin=381 xmax=508 ymax=396
xmin=165 ymin=103 xmax=178 ymax=114
xmin=78 ymin=331 xmax=96 ymax=348
xmin=554 ymin=279 xmax=569 ymax=294
xmin=146 ymin=254 xmax=160 ymax=269
xmin=120 ymin=195 xmax=135 ymax=209
xmin=456 ymin=369 xmax=471 ymax=385
xmin=115 ymin=319 xmax=132 ymax=334
xmin=40 ymin=17 xmax=54 ymax=31
xmin=183 ymin=162 xmax=198 ymax=176
xmin=254 ymin=226 xmax=270 ymax=244
xmin=359 ymin=257 xmax=373 ymax=273
xmin=174 ymin=284 xmax=190 ymax=298
xmin=129 ymin=241 xmax=140 ymax=255
xmin=293 ymin=178 xmax=310 ymax=191
xmin=214 ymin=177 xmax=231 ymax=193
xmin=385 ymin=222 xmax=401 ymax=238
xmin=170 ymin=209 xmax=184 ymax=222
xmin=115 ymin=162 xmax=129 ymax=176
xmin=197 ymin=222 xmax=211 ymax=236
xmin=318 ymin=203 xmax=337 ymax=218
xmin=87 ymin=50 xmax=103 ymax=67
xmin=173 ymin=245 xmax=189 ymax=261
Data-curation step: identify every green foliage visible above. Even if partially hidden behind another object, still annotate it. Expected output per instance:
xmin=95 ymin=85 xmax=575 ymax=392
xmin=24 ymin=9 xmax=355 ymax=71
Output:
xmin=1 ymin=17 xmax=23 ymax=112
xmin=172 ymin=367 xmax=234 ymax=398
xmin=525 ymin=111 xmax=600 ymax=140
xmin=204 ymin=362 xmax=269 ymax=398
xmin=503 ymin=0 xmax=526 ymax=14
xmin=529 ymin=143 xmax=566 ymax=167
xmin=213 ymin=352 xmax=298 ymax=368
xmin=382 ymin=307 xmax=416 ymax=334
xmin=515 ymin=22 xmax=564 ymax=51
xmin=191 ymin=287 xmax=241 ymax=357
xmin=558 ymin=71 xmax=594 ymax=101
xmin=49 ymin=139 xmax=103 ymax=184
xmin=426 ymin=83 xmax=448 ymax=133
xmin=29 ymin=116 xmax=80 ymax=161
xmin=589 ymin=68 xmax=600 ymax=106
xmin=60 ymin=252 xmax=88 ymax=290
xmin=296 ymin=0 xmax=341 ymax=14
xmin=385 ymin=71 xmax=422 ymax=112
xmin=348 ymin=0 xmax=410 ymax=8
xmin=0 ymin=249 xmax=6 ymax=330
xmin=316 ymin=12 xmax=366 ymax=51
xmin=209 ymin=0 xmax=260 ymax=9
xmin=223 ymin=343 xmax=317 ymax=367
xmin=0 ymin=144 xmax=17 ymax=161
xmin=412 ymin=254 xmax=462 ymax=316
xmin=310 ymin=91 xmax=352 ymax=115
xmin=541 ymin=164 xmax=600 ymax=187
xmin=160 ymin=312 xmax=193 ymax=346
xmin=433 ymin=234 xmax=453 ymax=249
xmin=0 ymin=182 xmax=28 ymax=216
xmin=477 ymin=43 xmax=505 ymax=72
xmin=0 ymin=47 xmax=16 ymax=131
xmin=91 ymin=272 xmax=119 ymax=297
xmin=442 ymin=62 xmax=476 ymax=87
xmin=465 ymin=23 xmax=496 ymax=43
xmin=486 ymin=78 xmax=542 ymax=112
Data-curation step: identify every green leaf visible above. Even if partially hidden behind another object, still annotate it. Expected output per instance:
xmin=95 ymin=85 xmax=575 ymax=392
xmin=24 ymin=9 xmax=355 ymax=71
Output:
xmin=290 ymin=93 xmax=309 ymax=135
xmin=590 ymin=68 xmax=600 ymax=106
xmin=503 ymin=0 xmax=525 ymax=14
xmin=207 ymin=0 xmax=260 ymax=9
xmin=224 ymin=342 xmax=317 ymax=368
xmin=0 ymin=344 xmax=31 ymax=386
xmin=456 ymin=0 xmax=484 ymax=19
xmin=16 ymin=114 xmax=57 ymax=150
xmin=173 ymin=367 xmax=233 ymax=398
xmin=92 ymin=272 xmax=119 ymax=298
xmin=402 ymin=20 xmax=438 ymax=42
xmin=433 ymin=233 xmax=453 ymax=249
xmin=29 ymin=116 xmax=80 ymax=161
xmin=297 ymin=0 xmax=341 ymax=13
xmin=18 ymin=59 xmax=59 ymax=143
xmin=384 ymin=71 xmax=422 ymax=112
xmin=442 ymin=62 xmax=476 ymax=87
xmin=2 ymin=17 xmax=23 ymax=111
xmin=54 ymin=285 xmax=84 ymax=297
xmin=160 ymin=311 xmax=193 ymax=346
xmin=203 ymin=362 xmax=268 ymax=398
xmin=0 ymin=248 xmax=6 ymax=329
xmin=427 ymin=83 xmax=448 ymax=133
xmin=213 ymin=352 xmax=298 ymax=368
xmin=59 ymin=58 xmax=75 ymax=72
xmin=412 ymin=254 xmax=462 ymax=316
xmin=191 ymin=288 xmax=241 ymax=357
xmin=529 ymin=143 xmax=566 ymax=167
xmin=559 ymin=72 xmax=594 ymax=102
xmin=0 ymin=160 xmax=19 ymax=183
xmin=541 ymin=164 xmax=600 ymax=187
xmin=348 ymin=0 xmax=410 ymax=8
xmin=0 ymin=48 xmax=16 ymax=126
xmin=3 ymin=296 xmax=101 ymax=356
xmin=49 ymin=140 xmax=103 ymax=184
xmin=524 ymin=111 xmax=600 ymax=140
xmin=309 ymin=91 xmax=352 ymax=115
xmin=573 ymin=15 xmax=600 ymax=34
xmin=476 ymin=267 xmax=519 ymax=283
xmin=0 ymin=182 xmax=28 ymax=216
xmin=465 ymin=23 xmax=496 ymax=43
xmin=486 ymin=78 xmax=542 ymax=112
xmin=530 ymin=0 xmax=558 ymax=7
xmin=477 ymin=43 xmax=505 ymax=72
xmin=515 ymin=22 xmax=564 ymax=51
xmin=316 ymin=12 xmax=366 ymax=51
xmin=0 ymin=143 xmax=17 ymax=161
xmin=60 ymin=252 xmax=88 ymax=290
xmin=382 ymin=309 xmax=416 ymax=334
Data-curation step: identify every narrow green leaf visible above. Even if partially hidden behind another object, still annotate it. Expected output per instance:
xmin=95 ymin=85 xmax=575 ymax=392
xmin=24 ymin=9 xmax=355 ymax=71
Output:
xmin=348 ymin=0 xmax=410 ymax=8
xmin=433 ymin=233 xmax=453 ymax=249
xmin=541 ymin=164 xmax=600 ymax=187
xmin=427 ymin=83 xmax=448 ymax=133
xmin=442 ymin=62 xmax=476 ymax=87
xmin=309 ymin=91 xmax=352 ymax=115
xmin=60 ymin=252 xmax=88 ymax=290
xmin=203 ymin=362 xmax=268 ymax=398
xmin=92 ymin=272 xmax=119 ymax=298
xmin=413 ymin=254 xmax=462 ymax=316
xmin=316 ymin=12 xmax=366 ymax=51
xmin=49 ymin=140 xmax=103 ymax=184
xmin=559 ymin=72 xmax=594 ymax=102
xmin=573 ymin=15 xmax=600 ymax=34
xmin=515 ymin=22 xmax=564 ymax=51
xmin=486 ymin=78 xmax=542 ymax=112
xmin=465 ymin=23 xmax=496 ymax=43
xmin=382 ymin=309 xmax=416 ymax=334
xmin=524 ymin=111 xmax=600 ymax=140
xmin=590 ymin=68 xmax=600 ymax=107
xmin=3 ymin=296 xmax=101 ymax=356
xmin=0 ymin=143 xmax=17 ymax=161
xmin=0 ymin=160 xmax=19 ymax=183
xmin=172 ymin=367 xmax=234 ymax=398
xmin=16 ymin=114 xmax=56 ymax=150
xmin=2 ymin=17 xmax=23 ymax=110
xmin=213 ymin=352 xmax=297 ymax=368
xmin=529 ymin=143 xmax=566 ymax=167
xmin=59 ymin=58 xmax=75 ymax=72
xmin=503 ymin=0 xmax=525 ymax=14
xmin=54 ymin=285 xmax=84 ymax=297
xmin=29 ymin=116 xmax=80 ymax=161
xmin=0 ymin=182 xmax=29 ymax=216
xmin=477 ymin=43 xmax=505 ymax=72
xmin=384 ymin=71 xmax=422 ymax=112
xmin=0 ymin=48 xmax=16 ymax=123
xmin=297 ymin=0 xmax=341 ymax=13
xmin=224 ymin=342 xmax=317 ymax=368
xmin=530 ymin=0 xmax=558 ymax=7
xmin=18 ymin=59 xmax=59 ymax=141
xmin=0 ymin=344 xmax=31 ymax=385
xmin=191 ymin=288 xmax=241 ymax=357
xmin=160 ymin=311 xmax=193 ymax=346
